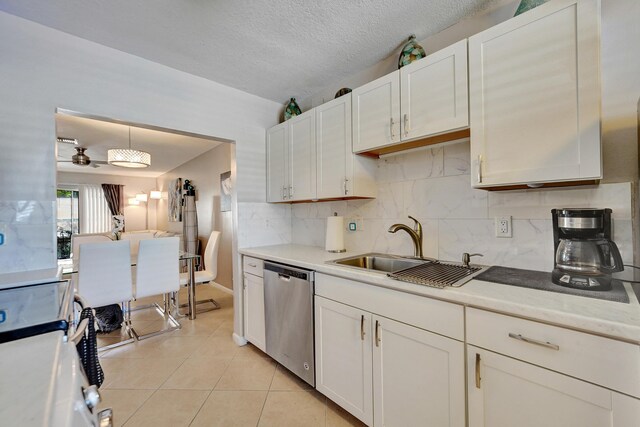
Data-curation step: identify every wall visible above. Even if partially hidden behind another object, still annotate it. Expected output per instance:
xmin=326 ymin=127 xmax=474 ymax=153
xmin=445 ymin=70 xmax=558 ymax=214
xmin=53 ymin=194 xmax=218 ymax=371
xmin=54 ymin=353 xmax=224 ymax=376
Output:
xmin=0 ymin=11 xmax=286 ymax=276
xmin=156 ymin=143 xmax=235 ymax=290
xmin=292 ymin=143 xmax=633 ymax=271
xmin=57 ymin=171 xmax=157 ymax=231
xmin=292 ymin=0 xmax=640 ymax=269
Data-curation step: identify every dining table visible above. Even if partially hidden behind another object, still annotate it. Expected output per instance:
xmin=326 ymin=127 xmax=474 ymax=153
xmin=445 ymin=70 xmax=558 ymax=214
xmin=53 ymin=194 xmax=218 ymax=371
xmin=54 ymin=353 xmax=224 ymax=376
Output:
xmin=59 ymin=250 xmax=201 ymax=320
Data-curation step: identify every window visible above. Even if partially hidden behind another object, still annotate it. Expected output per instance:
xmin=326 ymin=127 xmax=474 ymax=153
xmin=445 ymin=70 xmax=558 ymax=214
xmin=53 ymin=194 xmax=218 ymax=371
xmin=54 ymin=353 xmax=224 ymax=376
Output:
xmin=56 ymin=188 xmax=79 ymax=259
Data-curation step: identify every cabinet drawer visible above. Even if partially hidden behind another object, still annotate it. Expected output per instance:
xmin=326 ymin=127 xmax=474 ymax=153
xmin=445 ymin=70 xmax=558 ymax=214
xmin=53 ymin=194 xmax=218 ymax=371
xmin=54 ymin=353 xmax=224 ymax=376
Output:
xmin=243 ymin=256 xmax=264 ymax=277
xmin=316 ymin=273 xmax=464 ymax=341
xmin=467 ymin=308 xmax=640 ymax=398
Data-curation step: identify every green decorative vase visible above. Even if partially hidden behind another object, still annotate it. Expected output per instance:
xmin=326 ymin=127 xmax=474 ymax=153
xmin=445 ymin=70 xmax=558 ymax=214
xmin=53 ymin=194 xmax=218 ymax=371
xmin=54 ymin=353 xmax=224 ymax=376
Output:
xmin=514 ymin=0 xmax=548 ymax=16
xmin=284 ymin=98 xmax=302 ymax=121
xmin=398 ymin=35 xmax=426 ymax=69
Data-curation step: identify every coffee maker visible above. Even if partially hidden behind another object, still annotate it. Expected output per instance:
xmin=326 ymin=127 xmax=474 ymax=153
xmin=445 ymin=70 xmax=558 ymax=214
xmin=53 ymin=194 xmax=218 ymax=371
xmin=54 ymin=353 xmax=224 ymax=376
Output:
xmin=551 ymin=208 xmax=623 ymax=291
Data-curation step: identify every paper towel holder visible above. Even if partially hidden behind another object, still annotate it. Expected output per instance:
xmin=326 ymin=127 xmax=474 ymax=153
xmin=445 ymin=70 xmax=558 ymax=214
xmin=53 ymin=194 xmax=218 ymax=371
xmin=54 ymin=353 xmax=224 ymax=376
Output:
xmin=326 ymin=212 xmax=346 ymax=253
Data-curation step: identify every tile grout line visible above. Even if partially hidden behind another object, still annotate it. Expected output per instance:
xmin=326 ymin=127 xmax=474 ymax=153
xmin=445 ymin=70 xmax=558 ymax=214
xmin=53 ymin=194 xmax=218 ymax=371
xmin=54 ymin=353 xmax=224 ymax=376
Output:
xmin=255 ymin=361 xmax=279 ymax=426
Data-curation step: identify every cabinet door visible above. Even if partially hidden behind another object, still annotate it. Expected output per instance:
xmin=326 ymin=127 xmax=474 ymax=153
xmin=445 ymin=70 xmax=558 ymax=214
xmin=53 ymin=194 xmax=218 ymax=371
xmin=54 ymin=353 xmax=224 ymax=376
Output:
xmin=372 ymin=315 xmax=465 ymax=427
xmin=316 ymin=94 xmax=351 ymax=199
xmin=400 ymin=39 xmax=469 ymax=141
xmin=288 ymin=110 xmax=316 ymax=201
xmin=467 ymin=346 xmax=637 ymax=427
xmin=352 ymin=71 xmax=400 ymax=153
xmin=243 ymin=273 xmax=265 ymax=352
xmin=315 ymin=296 xmax=373 ymax=425
xmin=469 ymin=0 xmax=601 ymax=187
xmin=266 ymin=123 xmax=288 ymax=202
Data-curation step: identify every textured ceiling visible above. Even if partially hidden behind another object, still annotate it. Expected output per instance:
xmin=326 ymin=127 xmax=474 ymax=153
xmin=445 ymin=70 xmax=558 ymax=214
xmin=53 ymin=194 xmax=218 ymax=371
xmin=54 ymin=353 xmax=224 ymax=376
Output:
xmin=0 ymin=0 xmax=496 ymax=103
xmin=56 ymin=114 xmax=222 ymax=178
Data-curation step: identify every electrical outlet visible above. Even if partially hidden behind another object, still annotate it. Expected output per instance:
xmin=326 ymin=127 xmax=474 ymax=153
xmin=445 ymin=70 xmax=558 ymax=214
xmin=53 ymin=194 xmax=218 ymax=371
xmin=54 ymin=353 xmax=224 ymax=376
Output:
xmin=346 ymin=217 xmax=364 ymax=232
xmin=0 ymin=224 xmax=6 ymax=246
xmin=495 ymin=216 xmax=512 ymax=238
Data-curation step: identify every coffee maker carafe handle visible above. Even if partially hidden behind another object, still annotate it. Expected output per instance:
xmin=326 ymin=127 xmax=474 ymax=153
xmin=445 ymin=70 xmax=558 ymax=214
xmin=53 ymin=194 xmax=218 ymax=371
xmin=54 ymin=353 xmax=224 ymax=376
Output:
xmin=596 ymin=240 xmax=624 ymax=274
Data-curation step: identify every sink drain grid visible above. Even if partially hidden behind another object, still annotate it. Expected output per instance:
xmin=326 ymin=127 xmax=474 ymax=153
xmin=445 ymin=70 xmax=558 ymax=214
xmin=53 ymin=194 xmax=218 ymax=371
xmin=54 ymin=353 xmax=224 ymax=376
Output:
xmin=388 ymin=262 xmax=482 ymax=288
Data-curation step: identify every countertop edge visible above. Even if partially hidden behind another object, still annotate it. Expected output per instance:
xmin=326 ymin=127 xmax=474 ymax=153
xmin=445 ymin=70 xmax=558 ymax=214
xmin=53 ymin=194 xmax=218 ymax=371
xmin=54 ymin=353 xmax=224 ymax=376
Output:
xmin=240 ymin=245 xmax=640 ymax=344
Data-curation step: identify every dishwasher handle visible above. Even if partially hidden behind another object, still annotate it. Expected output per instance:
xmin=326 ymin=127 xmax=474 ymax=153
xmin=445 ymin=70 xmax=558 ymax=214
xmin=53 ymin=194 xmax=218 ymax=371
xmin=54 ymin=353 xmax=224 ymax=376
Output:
xmin=277 ymin=273 xmax=291 ymax=281
xmin=264 ymin=261 xmax=314 ymax=282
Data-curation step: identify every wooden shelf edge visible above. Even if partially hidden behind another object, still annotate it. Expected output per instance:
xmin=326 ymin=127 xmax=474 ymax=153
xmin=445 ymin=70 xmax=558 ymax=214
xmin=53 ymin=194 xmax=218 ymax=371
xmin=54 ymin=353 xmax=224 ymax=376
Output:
xmin=477 ymin=180 xmax=600 ymax=191
xmin=356 ymin=128 xmax=471 ymax=158
xmin=269 ymin=196 xmax=376 ymax=204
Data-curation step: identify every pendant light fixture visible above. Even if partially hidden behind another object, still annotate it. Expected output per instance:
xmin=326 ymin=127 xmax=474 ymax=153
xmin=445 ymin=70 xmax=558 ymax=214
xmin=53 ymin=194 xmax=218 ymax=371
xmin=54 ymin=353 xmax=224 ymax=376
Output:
xmin=107 ymin=126 xmax=151 ymax=168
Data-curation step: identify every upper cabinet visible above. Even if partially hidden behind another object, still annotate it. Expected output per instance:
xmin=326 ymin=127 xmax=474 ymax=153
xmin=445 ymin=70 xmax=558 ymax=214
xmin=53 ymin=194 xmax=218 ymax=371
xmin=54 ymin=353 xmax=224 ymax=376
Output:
xmin=353 ymin=40 xmax=469 ymax=155
xmin=317 ymin=94 xmax=376 ymax=199
xmin=266 ymin=94 xmax=376 ymax=203
xmin=469 ymin=0 xmax=602 ymax=189
xmin=266 ymin=110 xmax=316 ymax=202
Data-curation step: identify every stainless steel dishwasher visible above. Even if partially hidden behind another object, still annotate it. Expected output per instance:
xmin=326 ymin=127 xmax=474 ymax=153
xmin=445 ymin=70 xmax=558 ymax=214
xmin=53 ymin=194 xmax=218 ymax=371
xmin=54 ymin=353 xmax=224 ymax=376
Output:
xmin=263 ymin=261 xmax=315 ymax=387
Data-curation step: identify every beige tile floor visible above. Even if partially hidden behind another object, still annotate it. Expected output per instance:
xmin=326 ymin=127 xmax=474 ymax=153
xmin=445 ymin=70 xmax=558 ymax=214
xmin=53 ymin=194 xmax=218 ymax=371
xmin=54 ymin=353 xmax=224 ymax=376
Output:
xmin=97 ymin=285 xmax=365 ymax=427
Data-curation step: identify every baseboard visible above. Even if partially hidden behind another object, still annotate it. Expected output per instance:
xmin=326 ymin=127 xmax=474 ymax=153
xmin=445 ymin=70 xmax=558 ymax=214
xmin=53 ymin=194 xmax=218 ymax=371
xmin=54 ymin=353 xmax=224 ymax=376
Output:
xmin=210 ymin=281 xmax=233 ymax=295
xmin=233 ymin=332 xmax=248 ymax=346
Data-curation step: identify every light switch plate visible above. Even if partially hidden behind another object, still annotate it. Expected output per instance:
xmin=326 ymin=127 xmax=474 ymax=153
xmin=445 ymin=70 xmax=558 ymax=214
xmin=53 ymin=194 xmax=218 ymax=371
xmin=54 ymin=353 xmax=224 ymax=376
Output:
xmin=0 ymin=224 xmax=6 ymax=246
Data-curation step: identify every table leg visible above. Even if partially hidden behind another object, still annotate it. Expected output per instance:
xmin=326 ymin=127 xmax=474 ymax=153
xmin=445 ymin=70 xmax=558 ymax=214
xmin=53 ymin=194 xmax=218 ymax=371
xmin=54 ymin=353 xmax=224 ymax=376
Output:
xmin=188 ymin=257 xmax=196 ymax=320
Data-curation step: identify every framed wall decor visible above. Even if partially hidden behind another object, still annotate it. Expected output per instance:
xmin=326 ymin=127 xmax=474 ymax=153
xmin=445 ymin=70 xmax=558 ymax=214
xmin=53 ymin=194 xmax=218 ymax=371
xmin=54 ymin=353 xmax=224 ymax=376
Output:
xmin=220 ymin=171 xmax=232 ymax=212
xmin=168 ymin=177 xmax=182 ymax=221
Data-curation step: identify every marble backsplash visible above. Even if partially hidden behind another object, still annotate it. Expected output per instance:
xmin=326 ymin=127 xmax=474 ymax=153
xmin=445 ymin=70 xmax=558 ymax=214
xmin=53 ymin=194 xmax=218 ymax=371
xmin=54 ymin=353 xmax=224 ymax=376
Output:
xmin=291 ymin=140 xmax=635 ymax=272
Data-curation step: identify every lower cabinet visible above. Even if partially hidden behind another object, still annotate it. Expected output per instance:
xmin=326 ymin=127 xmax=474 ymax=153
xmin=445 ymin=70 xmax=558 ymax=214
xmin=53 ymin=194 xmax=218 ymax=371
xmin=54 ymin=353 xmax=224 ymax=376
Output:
xmin=243 ymin=272 xmax=265 ymax=352
xmin=315 ymin=295 xmax=465 ymax=427
xmin=468 ymin=346 xmax=640 ymax=427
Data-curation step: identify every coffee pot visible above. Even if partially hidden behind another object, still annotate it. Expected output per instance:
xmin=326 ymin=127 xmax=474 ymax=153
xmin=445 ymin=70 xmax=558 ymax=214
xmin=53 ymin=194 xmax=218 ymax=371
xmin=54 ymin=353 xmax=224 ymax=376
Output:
xmin=551 ymin=208 xmax=623 ymax=291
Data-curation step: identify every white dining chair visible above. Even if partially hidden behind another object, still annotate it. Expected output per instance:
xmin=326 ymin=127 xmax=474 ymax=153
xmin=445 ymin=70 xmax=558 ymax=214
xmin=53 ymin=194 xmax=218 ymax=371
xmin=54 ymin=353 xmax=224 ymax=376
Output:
xmin=121 ymin=231 xmax=156 ymax=255
xmin=76 ymin=240 xmax=134 ymax=350
xmin=71 ymin=233 xmax=112 ymax=260
xmin=179 ymin=230 xmax=221 ymax=313
xmin=131 ymin=237 xmax=181 ymax=340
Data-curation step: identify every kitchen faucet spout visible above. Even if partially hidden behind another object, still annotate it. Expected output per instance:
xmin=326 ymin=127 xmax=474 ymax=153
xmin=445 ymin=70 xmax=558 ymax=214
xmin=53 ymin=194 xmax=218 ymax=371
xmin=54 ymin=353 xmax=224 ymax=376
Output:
xmin=388 ymin=215 xmax=423 ymax=258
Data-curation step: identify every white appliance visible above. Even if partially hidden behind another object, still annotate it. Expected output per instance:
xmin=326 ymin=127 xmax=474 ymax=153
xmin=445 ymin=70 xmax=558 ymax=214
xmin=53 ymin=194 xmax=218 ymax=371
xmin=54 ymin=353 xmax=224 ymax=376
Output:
xmin=0 ymin=271 xmax=112 ymax=426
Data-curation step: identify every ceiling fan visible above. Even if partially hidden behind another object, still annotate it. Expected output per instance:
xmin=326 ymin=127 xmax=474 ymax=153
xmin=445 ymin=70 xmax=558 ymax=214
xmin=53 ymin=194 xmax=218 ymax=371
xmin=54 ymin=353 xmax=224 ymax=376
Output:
xmin=57 ymin=147 xmax=108 ymax=168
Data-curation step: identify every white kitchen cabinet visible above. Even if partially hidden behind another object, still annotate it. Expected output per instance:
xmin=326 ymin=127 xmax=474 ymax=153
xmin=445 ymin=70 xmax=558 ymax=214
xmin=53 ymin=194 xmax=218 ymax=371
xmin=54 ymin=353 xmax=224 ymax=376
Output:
xmin=266 ymin=122 xmax=288 ymax=203
xmin=315 ymin=296 xmax=373 ymax=425
xmin=315 ymin=290 xmax=464 ymax=427
xmin=266 ymin=110 xmax=316 ymax=202
xmin=372 ymin=315 xmax=465 ymax=427
xmin=400 ymin=39 xmax=469 ymax=141
xmin=467 ymin=346 xmax=640 ymax=427
xmin=242 ymin=257 xmax=265 ymax=352
xmin=352 ymin=71 xmax=401 ymax=153
xmin=316 ymin=94 xmax=376 ymax=199
xmin=469 ymin=0 xmax=601 ymax=188
xmin=288 ymin=110 xmax=316 ymax=201
xmin=352 ymin=40 xmax=469 ymax=155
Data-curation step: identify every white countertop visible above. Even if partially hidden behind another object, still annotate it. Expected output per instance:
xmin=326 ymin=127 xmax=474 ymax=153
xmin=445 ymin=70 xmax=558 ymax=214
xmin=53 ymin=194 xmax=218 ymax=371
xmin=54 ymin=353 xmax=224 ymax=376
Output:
xmin=240 ymin=244 xmax=640 ymax=344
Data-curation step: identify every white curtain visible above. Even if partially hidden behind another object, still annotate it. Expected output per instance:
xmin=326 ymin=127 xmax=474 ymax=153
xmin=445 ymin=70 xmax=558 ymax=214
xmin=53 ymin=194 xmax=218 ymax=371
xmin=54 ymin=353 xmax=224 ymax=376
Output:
xmin=79 ymin=184 xmax=111 ymax=234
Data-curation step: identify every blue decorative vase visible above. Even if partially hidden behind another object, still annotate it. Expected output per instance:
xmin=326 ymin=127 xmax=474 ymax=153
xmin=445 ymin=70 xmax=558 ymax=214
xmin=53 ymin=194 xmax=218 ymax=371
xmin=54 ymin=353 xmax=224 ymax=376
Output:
xmin=284 ymin=98 xmax=302 ymax=121
xmin=514 ymin=0 xmax=548 ymax=16
xmin=398 ymin=35 xmax=426 ymax=69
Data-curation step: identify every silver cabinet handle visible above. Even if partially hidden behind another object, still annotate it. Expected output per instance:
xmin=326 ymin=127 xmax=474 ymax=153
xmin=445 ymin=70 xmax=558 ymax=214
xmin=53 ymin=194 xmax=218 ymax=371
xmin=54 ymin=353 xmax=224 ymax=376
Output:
xmin=390 ymin=117 xmax=395 ymax=139
xmin=375 ymin=320 xmax=381 ymax=347
xmin=248 ymin=263 xmax=257 ymax=268
xmin=508 ymin=333 xmax=560 ymax=351
xmin=476 ymin=155 xmax=482 ymax=184
xmin=403 ymin=114 xmax=409 ymax=137
xmin=360 ymin=314 xmax=365 ymax=341
xmin=344 ymin=178 xmax=349 ymax=195
xmin=282 ymin=186 xmax=287 ymax=200
xmin=475 ymin=353 xmax=481 ymax=388
xmin=289 ymin=186 xmax=293 ymax=198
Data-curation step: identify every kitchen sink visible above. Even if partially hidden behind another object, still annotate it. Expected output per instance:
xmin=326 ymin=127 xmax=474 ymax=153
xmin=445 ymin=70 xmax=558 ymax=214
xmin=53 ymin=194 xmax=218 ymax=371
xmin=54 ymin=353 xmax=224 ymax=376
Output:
xmin=329 ymin=253 xmax=430 ymax=273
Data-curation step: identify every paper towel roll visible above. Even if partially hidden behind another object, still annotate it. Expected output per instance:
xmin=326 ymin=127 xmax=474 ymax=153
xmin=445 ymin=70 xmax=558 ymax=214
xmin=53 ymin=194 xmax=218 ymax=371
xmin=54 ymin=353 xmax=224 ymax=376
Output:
xmin=325 ymin=215 xmax=346 ymax=253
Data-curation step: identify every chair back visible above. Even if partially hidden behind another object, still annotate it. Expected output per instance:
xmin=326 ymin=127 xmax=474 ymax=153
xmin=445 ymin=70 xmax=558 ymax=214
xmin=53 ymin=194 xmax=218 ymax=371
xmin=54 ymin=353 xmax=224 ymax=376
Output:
xmin=122 ymin=232 xmax=156 ymax=255
xmin=71 ymin=233 xmax=111 ymax=260
xmin=203 ymin=231 xmax=221 ymax=280
xmin=77 ymin=240 xmax=133 ymax=307
xmin=135 ymin=237 xmax=180 ymax=299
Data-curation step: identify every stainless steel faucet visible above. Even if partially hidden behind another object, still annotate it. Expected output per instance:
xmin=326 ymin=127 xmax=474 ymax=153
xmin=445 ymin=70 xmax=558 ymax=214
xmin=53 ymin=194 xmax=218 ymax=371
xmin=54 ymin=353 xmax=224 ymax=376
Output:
xmin=388 ymin=215 xmax=423 ymax=258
